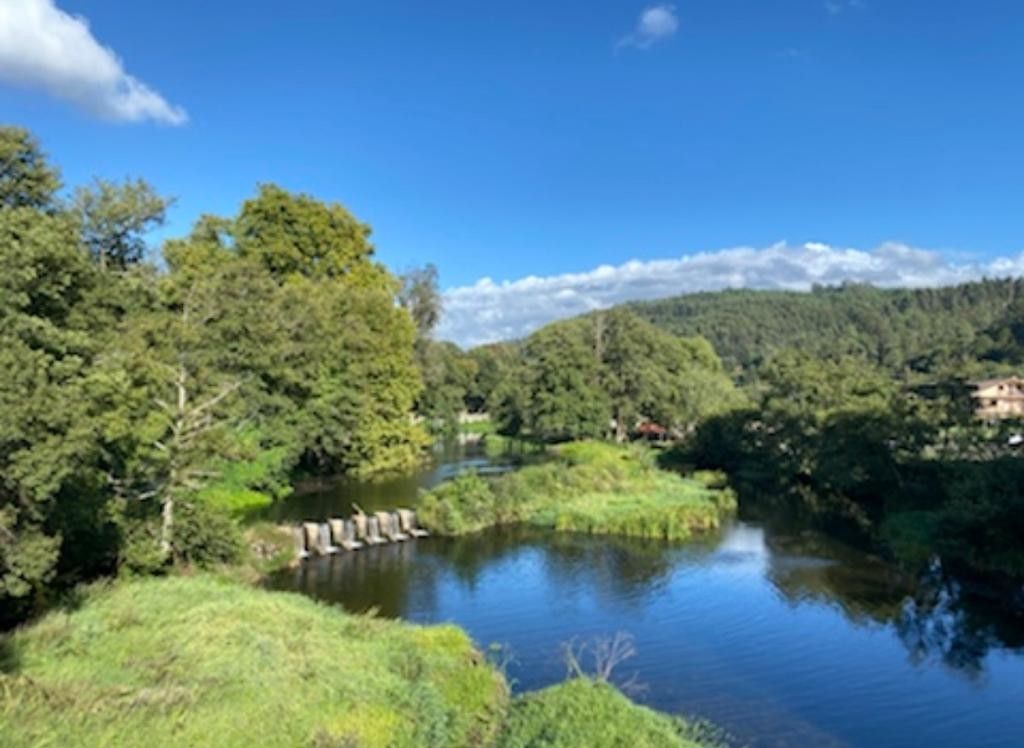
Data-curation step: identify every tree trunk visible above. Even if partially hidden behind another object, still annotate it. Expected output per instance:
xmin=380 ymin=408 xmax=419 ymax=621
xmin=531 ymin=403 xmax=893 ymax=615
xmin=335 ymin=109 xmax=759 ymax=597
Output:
xmin=614 ymin=409 xmax=628 ymax=443
xmin=160 ymin=494 xmax=174 ymax=562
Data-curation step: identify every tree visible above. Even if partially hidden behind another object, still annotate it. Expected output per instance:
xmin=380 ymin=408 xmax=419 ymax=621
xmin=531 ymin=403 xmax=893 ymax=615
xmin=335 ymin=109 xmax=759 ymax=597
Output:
xmin=0 ymin=161 xmax=98 ymax=610
xmin=74 ymin=178 xmax=170 ymax=269
xmin=399 ymin=264 xmax=442 ymax=341
xmin=163 ymin=186 xmax=428 ymax=477
xmin=594 ymin=309 xmax=661 ymax=441
xmin=466 ymin=342 xmax=519 ymax=413
xmin=234 ymin=184 xmax=387 ymax=286
xmin=519 ymin=323 xmax=609 ymax=442
xmin=0 ymin=127 xmax=60 ymax=210
xmin=416 ymin=341 xmax=478 ymax=437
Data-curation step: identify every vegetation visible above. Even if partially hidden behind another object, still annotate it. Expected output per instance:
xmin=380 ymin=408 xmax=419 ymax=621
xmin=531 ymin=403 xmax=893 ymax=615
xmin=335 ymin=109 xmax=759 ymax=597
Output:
xmin=0 ymin=576 xmax=720 ymax=748
xmin=0 ymin=126 xmax=429 ymax=624
xmin=479 ymin=309 xmax=744 ymax=442
xmin=683 ymin=347 xmax=1024 ymax=583
xmin=419 ymin=442 xmax=735 ymax=539
xmin=0 ymin=576 xmax=508 ymax=748
xmin=630 ymin=281 xmax=1024 ymax=377
xmin=498 ymin=679 xmax=707 ymax=748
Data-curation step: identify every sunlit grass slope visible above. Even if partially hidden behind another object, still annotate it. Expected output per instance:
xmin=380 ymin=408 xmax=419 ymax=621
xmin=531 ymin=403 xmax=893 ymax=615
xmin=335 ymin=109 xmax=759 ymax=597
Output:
xmin=498 ymin=678 xmax=705 ymax=748
xmin=0 ymin=576 xmax=507 ymax=748
xmin=419 ymin=441 xmax=736 ymax=539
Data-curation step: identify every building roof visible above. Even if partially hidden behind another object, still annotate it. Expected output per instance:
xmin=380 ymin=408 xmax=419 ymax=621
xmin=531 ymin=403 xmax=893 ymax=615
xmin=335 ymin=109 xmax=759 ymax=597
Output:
xmin=970 ymin=376 xmax=1024 ymax=389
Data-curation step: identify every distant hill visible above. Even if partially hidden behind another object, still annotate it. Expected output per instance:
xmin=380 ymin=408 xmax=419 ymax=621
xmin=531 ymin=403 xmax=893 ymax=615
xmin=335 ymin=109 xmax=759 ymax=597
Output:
xmin=624 ymin=278 xmax=1024 ymax=376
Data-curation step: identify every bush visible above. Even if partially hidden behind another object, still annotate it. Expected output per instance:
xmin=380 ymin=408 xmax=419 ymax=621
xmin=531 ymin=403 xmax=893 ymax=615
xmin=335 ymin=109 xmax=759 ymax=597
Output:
xmin=171 ymin=500 xmax=243 ymax=567
xmin=497 ymin=678 xmax=707 ymax=748
xmin=118 ymin=500 xmax=242 ymax=575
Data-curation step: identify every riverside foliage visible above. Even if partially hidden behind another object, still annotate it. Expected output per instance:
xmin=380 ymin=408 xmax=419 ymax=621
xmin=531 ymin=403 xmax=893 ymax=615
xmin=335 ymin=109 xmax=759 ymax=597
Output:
xmin=0 ymin=127 xmax=427 ymax=623
xmin=418 ymin=442 xmax=736 ymax=539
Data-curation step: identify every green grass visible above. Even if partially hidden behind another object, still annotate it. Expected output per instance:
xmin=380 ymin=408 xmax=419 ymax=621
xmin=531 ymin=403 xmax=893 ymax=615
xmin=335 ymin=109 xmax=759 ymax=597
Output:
xmin=497 ymin=678 xmax=708 ymax=748
xmin=1 ymin=576 xmax=724 ymax=747
xmin=460 ymin=418 xmax=497 ymax=435
xmin=418 ymin=441 xmax=736 ymax=540
xmin=0 ymin=576 xmax=507 ymax=748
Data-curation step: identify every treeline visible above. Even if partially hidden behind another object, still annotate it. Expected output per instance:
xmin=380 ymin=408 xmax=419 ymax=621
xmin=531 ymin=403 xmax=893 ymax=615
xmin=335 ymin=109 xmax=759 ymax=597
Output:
xmin=427 ymin=308 xmax=744 ymax=442
xmin=0 ymin=127 xmax=430 ymax=622
xmin=630 ymin=281 xmax=1024 ymax=376
xmin=484 ymin=282 xmax=1024 ymax=585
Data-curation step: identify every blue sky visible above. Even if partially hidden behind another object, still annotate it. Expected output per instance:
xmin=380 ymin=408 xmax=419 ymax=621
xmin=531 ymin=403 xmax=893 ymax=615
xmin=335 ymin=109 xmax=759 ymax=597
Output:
xmin=1 ymin=1 xmax=1022 ymax=343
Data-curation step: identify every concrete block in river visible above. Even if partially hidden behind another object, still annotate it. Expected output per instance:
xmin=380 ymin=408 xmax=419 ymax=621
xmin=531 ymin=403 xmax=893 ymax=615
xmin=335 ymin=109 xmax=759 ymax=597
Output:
xmin=398 ymin=509 xmax=429 ymax=538
xmin=317 ymin=522 xmax=339 ymax=555
xmin=329 ymin=518 xmax=363 ymax=551
xmin=375 ymin=511 xmax=409 ymax=542
xmin=302 ymin=522 xmax=320 ymax=554
xmin=294 ymin=526 xmax=310 ymax=559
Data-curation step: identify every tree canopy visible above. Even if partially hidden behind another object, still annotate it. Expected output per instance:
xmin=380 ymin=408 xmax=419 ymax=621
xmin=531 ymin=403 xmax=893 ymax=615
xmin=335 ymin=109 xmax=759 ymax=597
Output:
xmin=0 ymin=127 xmax=428 ymax=622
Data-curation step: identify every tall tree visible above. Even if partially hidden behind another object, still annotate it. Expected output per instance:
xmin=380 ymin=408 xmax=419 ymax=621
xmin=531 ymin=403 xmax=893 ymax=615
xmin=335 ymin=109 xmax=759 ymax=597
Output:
xmin=0 ymin=148 xmax=97 ymax=609
xmin=234 ymin=184 xmax=387 ymax=287
xmin=74 ymin=178 xmax=170 ymax=269
xmin=519 ymin=323 xmax=610 ymax=442
xmin=0 ymin=127 xmax=60 ymax=210
xmin=399 ymin=264 xmax=442 ymax=341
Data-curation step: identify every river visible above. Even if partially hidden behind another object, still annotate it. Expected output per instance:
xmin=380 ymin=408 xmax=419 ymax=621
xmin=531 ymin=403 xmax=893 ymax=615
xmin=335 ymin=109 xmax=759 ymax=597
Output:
xmin=267 ymin=447 xmax=1024 ymax=748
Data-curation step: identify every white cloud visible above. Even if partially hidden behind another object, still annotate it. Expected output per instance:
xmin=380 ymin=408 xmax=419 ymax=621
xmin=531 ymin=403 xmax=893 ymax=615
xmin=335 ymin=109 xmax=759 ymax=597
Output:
xmin=0 ymin=0 xmax=186 ymax=124
xmin=437 ymin=242 xmax=1024 ymax=347
xmin=618 ymin=4 xmax=679 ymax=50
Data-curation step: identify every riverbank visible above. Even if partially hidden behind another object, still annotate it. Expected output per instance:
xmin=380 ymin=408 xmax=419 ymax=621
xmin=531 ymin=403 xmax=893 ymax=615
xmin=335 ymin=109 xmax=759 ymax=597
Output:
xmin=418 ymin=441 xmax=736 ymax=539
xmin=0 ymin=575 xmax=716 ymax=748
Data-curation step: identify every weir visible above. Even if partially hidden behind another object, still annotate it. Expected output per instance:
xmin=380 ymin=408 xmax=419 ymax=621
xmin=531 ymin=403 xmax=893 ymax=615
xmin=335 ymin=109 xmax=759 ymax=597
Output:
xmin=317 ymin=523 xmax=339 ymax=555
xmin=375 ymin=511 xmax=409 ymax=542
xmin=296 ymin=506 xmax=428 ymax=559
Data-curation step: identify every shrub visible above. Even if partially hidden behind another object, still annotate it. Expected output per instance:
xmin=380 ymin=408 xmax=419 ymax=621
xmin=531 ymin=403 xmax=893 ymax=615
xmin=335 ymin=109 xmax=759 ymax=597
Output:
xmin=497 ymin=678 xmax=706 ymax=748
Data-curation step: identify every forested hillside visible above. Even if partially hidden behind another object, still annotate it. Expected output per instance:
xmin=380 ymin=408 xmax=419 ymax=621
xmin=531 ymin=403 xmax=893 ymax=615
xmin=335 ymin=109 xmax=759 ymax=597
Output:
xmin=628 ymin=281 xmax=1024 ymax=376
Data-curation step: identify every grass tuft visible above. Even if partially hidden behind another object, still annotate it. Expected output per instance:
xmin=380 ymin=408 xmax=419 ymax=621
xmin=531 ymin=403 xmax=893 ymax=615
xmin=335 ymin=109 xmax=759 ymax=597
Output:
xmin=497 ymin=678 xmax=708 ymax=748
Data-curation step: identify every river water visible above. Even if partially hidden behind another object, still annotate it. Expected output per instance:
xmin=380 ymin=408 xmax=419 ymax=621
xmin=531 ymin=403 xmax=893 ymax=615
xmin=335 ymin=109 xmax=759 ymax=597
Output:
xmin=268 ymin=448 xmax=1024 ymax=748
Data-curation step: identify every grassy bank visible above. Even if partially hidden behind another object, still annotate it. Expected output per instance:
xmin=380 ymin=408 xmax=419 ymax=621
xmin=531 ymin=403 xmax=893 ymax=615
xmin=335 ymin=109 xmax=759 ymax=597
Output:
xmin=0 ymin=576 xmax=507 ymax=748
xmin=0 ymin=576 xmax=719 ymax=748
xmin=418 ymin=441 xmax=736 ymax=539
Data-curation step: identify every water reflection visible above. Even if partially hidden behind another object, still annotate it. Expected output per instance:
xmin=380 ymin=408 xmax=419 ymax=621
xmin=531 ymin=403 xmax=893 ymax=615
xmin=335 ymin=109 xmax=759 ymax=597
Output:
xmin=270 ymin=520 xmax=1024 ymax=748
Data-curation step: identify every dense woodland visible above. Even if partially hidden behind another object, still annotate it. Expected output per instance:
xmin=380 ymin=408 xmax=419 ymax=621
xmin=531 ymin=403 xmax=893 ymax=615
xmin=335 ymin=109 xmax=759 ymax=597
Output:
xmin=628 ymin=281 xmax=1024 ymax=377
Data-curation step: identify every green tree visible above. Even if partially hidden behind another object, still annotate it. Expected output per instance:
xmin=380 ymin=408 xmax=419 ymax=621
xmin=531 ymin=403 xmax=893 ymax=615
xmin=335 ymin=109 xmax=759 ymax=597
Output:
xmin=234 ymin=184 xmax=387 ymax=287
xmin=399 ymin=264 xmax=442 ymax=341
xmin=0 ymin=154 xmax=98 ymax=607
xmin=0 ymin=126 xmax=60 ymax=210
xmin=519 ymin=324 xmax=609 ymax=442
xmin=417 ymin=341 xmax=478 ymax=437
xmin=467 ymin=342 xmax=519 ymax=413
xmin=73 ymin=178 xmax=170 ymax=269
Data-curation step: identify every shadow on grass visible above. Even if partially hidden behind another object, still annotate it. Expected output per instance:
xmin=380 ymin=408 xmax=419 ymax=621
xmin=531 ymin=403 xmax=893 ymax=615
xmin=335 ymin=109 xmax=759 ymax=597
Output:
xmin=0 ymin=636 xmax=21 ymax=674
